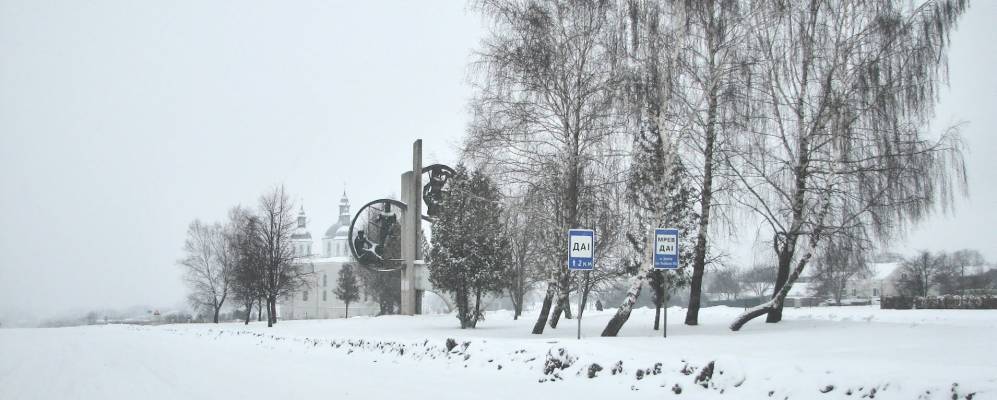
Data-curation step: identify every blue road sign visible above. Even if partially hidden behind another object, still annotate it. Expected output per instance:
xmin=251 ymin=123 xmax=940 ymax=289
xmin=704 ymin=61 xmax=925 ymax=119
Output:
xmin=567 ymin=229 xmax=594 ymax=270
xmin=653 ymin=228 xmax=679 ymax=269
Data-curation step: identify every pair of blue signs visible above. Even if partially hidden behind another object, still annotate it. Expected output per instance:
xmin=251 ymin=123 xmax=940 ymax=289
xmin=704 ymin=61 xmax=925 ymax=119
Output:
xmin=567 ymin=228 xmax=679 ymax=270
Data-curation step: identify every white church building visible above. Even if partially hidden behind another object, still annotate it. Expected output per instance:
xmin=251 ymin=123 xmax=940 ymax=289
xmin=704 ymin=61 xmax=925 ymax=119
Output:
xmin=278 ymin=192 xmax=378 ymax=320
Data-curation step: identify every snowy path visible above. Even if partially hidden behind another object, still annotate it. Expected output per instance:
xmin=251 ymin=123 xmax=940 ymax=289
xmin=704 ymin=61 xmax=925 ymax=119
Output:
xmin=2 ymin=306 xmax=996 ymax=399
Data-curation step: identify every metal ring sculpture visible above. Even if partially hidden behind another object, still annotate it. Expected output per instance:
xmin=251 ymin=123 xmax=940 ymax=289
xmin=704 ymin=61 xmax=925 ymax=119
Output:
xmin=349 ymin=164 xmax=455 ymax=273
xmin=348 ymin=199 xmax=408 ymax=272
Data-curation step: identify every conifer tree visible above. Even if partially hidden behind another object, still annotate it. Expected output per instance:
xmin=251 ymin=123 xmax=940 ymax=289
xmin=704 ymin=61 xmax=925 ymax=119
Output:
xmin=334 ymin=264 xmax=361 ymax=318
xmin=429 ymin=166 xmax=510 ymax=328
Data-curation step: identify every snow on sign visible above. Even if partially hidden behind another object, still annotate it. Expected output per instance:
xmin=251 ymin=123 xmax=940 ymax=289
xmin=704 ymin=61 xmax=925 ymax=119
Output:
xmin=653 ymin=228 xmax=679 ymax=269
xmin=567 ymin=229 xmax=594 ymax=270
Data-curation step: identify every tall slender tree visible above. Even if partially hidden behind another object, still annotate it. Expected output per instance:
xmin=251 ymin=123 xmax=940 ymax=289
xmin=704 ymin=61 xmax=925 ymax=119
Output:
xmin=467 ymin=0 xmax=625 ymax=334
xmin=257 ymin=186 xmax=310 ymax=327
xmin=670 ymin=0 xmax=753 ymax=326
xmin=227 ymin=206 xmax=264 ymax=325
xmin=600 ymin=0 xmax=702 ymax=336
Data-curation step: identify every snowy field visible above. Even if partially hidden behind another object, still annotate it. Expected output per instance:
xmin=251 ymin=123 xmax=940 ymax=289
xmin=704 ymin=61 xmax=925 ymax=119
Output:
xmin=1 ymin=306 xmax=995 ymax=400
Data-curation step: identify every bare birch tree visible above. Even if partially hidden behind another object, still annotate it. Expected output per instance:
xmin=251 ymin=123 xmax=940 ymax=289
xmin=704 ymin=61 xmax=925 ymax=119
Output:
xmin=669 ymin=0 xmax=753 ymax=326
xmin=596 ymin=0 xmax=679 ymax=337
xmin=179 ymin=220 xmax=232 ymax=323
xmin=599 ymin=0 xmax=751 ymax=330
xmin=728 ymin=0 xmax=968 ymax=330
xmin=228 ymin=206 xmax=265 ymax=325
xmin=257 ymin=186 xmax=310 ymax=327
xmin=467 ymin=0 xmax=625 ymax=334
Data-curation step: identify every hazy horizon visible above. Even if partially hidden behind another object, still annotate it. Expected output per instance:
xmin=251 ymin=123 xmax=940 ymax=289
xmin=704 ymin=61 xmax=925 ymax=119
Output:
xmin=2 ymin=1 xmax=995 ymax=321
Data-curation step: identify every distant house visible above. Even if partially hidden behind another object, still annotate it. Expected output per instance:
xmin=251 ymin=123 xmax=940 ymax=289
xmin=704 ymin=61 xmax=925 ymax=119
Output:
xmin=784 ymin=277 xmax=820 ymax=307
xmin=783 ymin=262 xmax=905 ymax=306
xmin=829 ymin=261 xmax=919 ymax=301
xmin=869 ymin=262 xmax=904 ymax=298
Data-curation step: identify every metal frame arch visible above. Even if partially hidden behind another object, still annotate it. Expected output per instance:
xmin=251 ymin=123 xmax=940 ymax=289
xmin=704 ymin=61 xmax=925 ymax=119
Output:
xmin=347 ymin=198 xmax=408 ymax=272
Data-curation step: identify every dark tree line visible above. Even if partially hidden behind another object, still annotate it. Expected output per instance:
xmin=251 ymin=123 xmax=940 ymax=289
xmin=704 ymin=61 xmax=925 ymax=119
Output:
xmin=897 ymin=249 xmax=993 ymax=298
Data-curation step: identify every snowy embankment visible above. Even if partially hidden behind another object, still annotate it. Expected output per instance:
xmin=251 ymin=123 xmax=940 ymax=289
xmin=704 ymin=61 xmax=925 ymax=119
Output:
xmin=2 ymin=306 xmax=995 ymax=400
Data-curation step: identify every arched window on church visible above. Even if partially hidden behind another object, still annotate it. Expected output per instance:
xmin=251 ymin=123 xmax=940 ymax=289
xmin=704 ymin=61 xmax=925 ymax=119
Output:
xmin=303 ymin=290 xmax=309 ymax=301
xmin=323 ymin=274 xmax=327 ymax=287
xmin=323 ymin=291 xmax=327 ymax=301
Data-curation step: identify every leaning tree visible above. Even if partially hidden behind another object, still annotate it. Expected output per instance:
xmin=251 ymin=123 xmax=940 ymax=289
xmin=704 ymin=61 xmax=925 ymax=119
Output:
xmin=728 ymin=0 xmax=968 ymax=330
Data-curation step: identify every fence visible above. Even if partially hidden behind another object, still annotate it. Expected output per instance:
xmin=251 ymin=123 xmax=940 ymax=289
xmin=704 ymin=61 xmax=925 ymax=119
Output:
xmin=707 ymin=297 xmax=765 ymax=308
xmin=881 ymin=295 xmax=997 ymax=310
xmin=706 ymin=297 xmax=822 ymax=308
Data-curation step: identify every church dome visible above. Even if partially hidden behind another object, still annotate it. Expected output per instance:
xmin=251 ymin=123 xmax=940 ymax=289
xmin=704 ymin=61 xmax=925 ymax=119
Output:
xmin=292 ymin=206 xmax=312 ymax=240
xmin=324 ymin=223 xmax=343 ymax=239
xmin=325 ymin=190 xmax=352 ymax=239
xmin=335 ymin=225 xmax=349 ymax=237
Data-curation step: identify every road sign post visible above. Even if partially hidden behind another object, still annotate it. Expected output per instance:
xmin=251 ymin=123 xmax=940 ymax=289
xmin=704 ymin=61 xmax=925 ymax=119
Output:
xmin=653 ymin=228 xmax=679 ymax=338
xmin=568 ymin=229 xmax=594 ymax=340
xmin=654 ymin=228 xmax=679 ymax=269
xmin=568 ymin=229 xmax=594 ymax=270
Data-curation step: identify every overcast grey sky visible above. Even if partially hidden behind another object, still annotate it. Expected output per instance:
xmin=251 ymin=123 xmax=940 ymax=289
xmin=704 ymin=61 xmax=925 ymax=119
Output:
xmin=1 ymin=1 xmax=994 ymax=319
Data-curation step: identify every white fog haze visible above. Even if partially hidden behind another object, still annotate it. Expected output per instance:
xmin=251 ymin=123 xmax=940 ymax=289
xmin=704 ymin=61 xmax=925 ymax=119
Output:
xmin=2 ymin=1 xmax=997 ymax=399
xmin=2 ymin=0 xmax=996 ymax=323
xmin=0 ymin=0 xmax=482 ymax=320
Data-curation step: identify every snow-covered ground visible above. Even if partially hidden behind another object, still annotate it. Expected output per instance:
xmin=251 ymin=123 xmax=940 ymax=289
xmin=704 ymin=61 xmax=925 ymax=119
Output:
xmin=1 ymin=306 xmax=994 ymax=399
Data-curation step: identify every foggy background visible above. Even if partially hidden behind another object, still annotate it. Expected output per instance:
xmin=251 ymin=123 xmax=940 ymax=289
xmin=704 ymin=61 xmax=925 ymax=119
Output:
xmin=1 ymin=0 xmax=994 ymax=322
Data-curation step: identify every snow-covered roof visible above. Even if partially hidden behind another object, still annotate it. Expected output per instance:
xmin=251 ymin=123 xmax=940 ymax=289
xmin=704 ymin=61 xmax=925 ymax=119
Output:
xmin=785 ymin=280 xmax=817 ymax=298
xmin=868 ymin=262 xmax=901 ymax=281
xmin=310 ymin=256 xmax=355 ymax=264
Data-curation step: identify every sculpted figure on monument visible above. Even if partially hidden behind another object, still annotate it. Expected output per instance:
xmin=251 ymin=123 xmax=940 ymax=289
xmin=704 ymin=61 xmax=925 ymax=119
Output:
xmin=422 ymin=164 xmax=455 ymax=218
xmin=348 ymin=199 xmax=407 ymax=272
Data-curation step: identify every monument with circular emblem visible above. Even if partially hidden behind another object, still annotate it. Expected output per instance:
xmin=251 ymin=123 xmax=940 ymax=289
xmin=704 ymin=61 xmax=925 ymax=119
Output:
xmin=346 ymin=140 xmax=454 ymax=315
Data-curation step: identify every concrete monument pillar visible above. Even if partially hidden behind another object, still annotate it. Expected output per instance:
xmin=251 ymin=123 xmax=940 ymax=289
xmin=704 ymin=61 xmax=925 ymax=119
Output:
xmin=400 ymin=140 xmax=423 ymax=315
